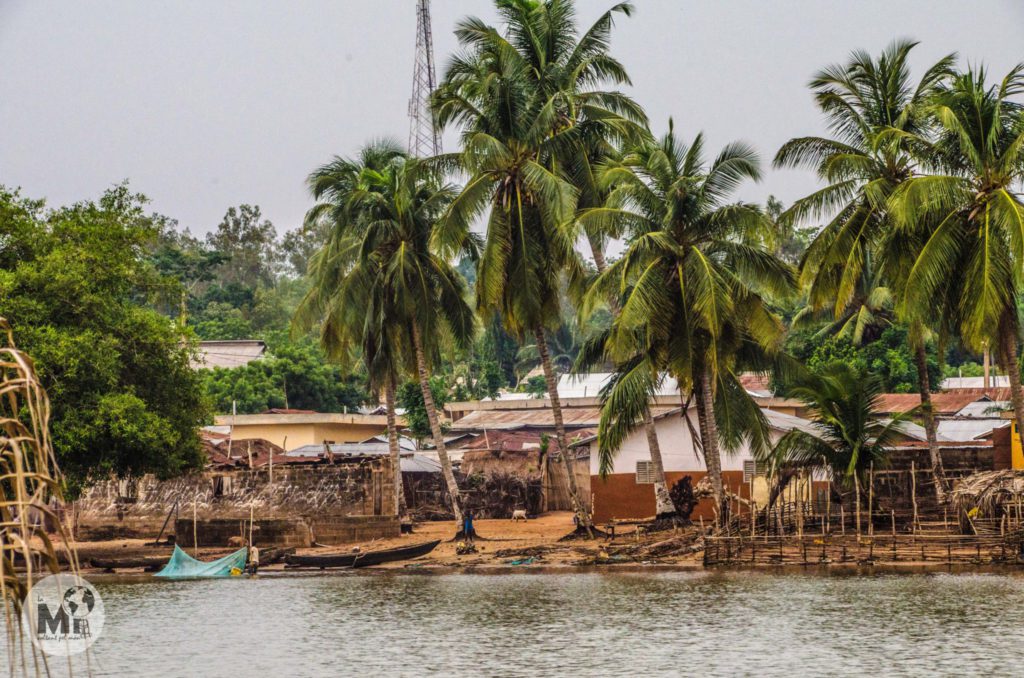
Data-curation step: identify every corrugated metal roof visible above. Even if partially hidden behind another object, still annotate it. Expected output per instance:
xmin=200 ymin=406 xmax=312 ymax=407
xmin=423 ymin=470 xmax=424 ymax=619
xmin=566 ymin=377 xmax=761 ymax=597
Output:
xmin=937 ymin=419 xmax=1010 ymax=441
xmin=941 ymin=376 xmax=1011 ymax=389
xmin=955 ymin=401 xmax=1009 ymax=417
xmin=401 ymin=454 xmax=442 ymax=473
xmin=450 ymin=405 xmax=679 ymax=431
xmin=191 ymin=340 xmax=266 ymax=369
xmin=555 ymin=372 xmax=773 ymax=398
xmin=875 ymin=392 xmax=1011 ymax=415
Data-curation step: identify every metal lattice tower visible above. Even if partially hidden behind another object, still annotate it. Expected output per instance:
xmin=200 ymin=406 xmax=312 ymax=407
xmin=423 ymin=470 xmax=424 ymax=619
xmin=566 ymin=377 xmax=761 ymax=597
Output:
xmin=408 ymin=0 xmax=441 ymax=157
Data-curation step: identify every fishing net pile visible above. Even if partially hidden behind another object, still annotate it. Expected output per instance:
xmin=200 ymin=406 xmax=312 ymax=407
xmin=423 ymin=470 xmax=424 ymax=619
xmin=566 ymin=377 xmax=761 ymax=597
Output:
xmin=155 ymin=545 xmax=248 ymax=578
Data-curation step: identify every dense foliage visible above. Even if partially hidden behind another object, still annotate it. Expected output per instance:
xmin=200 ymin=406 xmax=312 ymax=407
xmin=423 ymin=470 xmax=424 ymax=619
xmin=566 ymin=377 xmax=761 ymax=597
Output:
xmin=0 ymin=185 xmax=207 ymax=489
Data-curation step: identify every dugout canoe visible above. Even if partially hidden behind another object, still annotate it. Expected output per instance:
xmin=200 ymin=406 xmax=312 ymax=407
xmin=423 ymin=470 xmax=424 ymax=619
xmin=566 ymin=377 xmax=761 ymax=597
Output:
xmin=285 ymin=540 xmax=441 ymax=569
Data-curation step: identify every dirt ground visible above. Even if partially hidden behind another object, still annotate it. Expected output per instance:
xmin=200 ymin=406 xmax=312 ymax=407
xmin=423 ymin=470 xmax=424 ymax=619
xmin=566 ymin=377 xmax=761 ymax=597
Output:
xmin=63 ymin=512 xmax=705 ymax=574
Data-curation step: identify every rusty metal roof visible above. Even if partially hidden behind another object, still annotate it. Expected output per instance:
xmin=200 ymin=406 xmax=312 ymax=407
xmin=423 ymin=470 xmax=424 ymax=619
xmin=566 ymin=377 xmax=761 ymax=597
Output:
xmin=450 ymin=405 xmax=679 ymax=431
xmin=875 ymin=390 xmax=1011 ymax=415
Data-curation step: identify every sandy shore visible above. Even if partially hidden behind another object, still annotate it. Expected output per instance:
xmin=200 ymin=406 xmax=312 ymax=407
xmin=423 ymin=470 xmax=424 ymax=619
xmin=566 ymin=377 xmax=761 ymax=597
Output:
xmin=63 ymin=512 xmax=703 ymax=574
xmin=61 ymin=511 xmax=1024 ymax=576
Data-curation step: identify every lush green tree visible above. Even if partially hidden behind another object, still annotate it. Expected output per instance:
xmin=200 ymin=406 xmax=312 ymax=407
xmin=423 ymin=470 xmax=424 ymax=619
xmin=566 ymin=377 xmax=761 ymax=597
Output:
xmin=433 ymin=0 xmax=645 ymax=530
xmin=191 ymin=301 xmax=255 ymax=340
xmin=205 ymin=204 xmax=281 ymax=289
xmin=0 ymin=185 xmax=207 ymax=490
xmin=775 ymin=41 xmax=956 ymax=500
xmin=585 ymin=122 xmax=793 ymax=520
xmin=200 ymin=334 xmax=369 ymax=414
xmin=397 ymin=377 xmax=450 ymax=442
xmin=784 ymin=325 xmax=940 ymax=393
xmin=892 ymin=64 xmax=1024 ymax=457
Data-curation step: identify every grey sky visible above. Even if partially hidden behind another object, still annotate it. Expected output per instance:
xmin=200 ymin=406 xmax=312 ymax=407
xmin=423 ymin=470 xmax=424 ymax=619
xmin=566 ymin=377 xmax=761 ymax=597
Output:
xmin=1 ymin=0 xmax=1022 ymax=240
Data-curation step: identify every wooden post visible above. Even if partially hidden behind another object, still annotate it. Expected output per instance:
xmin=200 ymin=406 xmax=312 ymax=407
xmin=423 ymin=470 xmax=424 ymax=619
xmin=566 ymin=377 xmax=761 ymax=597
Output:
xmin=910 ymin=460 xmax=918 ymax=535
xmin=840 ymin=505 xmax=846 ymax=536
xmin=891 ymin=509 xmax=896 ymax=537
xmin=855 ymin=474 xmax=862 ymax=539
xmin=249 ymin=503 xmax=255 ymax=547
xmin=751 ymin=501 xmax=757 ymax=538
xmin=824 ymin=459 xmax=831 ymax=535
xmin=193 ymin=495 xmax=198 ymax=556
xmin=796 ymin=470 xmax=804 ymax=538
xmin=868 ymin=462 xmax=874 ymax=537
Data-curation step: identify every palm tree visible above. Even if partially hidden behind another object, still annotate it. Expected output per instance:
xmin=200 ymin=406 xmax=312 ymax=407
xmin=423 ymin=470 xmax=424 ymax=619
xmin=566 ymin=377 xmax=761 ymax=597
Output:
xmin=764 ymin=363 xmax=909 ymax=534
xmin=774 ymin=41 xmax=956 ymax=501
xmin=296 ymin=141 xmax=475 ymax=526
xmin=585 ymin=122 xmax=793 ymax=522
xmin=432 ymin=0 xmax=646 ymax=531
xmin=891 ymin=64 xmax=1024 ymax=459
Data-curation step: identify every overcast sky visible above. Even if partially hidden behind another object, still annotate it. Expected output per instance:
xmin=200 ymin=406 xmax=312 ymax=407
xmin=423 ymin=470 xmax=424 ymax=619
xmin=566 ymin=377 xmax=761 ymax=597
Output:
xmin=2 ymin=0 xmax=1022 ymax=240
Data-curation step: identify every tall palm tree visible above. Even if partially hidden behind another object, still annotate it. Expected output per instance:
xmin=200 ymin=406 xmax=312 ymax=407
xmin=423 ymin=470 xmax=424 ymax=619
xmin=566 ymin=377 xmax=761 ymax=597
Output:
xmin=296 ymin=141 xmax=475 ymax=526
xmin=774 ymin=41 xmax=956 ymax=501
xmin=432 ymin=0 xmax=646 ymax=530
xmin=586 ymin=122 xmax=792 ymax=521
xmin=891 ymin=64 xmax=1024 ymax=457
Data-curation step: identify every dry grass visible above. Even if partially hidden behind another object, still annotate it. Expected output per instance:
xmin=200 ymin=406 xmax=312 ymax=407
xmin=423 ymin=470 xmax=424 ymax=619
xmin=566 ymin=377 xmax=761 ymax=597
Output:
xmin=951 ymin=469 xmax=1024 ymax=518
xmin=0 ymin=318 xmax=77 ymax=673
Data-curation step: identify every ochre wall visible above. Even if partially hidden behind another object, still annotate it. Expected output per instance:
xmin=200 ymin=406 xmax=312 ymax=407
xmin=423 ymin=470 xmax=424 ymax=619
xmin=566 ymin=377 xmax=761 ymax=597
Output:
xmin=591 ymin=471 xmax=750 ymax=523
xmin=590 ymin=471 xmax=829 ymax=523
xmin=227 ymin=423 xmax=385 ymax=450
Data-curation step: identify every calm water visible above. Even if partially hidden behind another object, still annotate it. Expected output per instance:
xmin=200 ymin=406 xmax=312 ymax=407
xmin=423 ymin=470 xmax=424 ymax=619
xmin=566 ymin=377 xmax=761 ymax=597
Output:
xmin=11 ymin=569 xmax=1024 ymax=677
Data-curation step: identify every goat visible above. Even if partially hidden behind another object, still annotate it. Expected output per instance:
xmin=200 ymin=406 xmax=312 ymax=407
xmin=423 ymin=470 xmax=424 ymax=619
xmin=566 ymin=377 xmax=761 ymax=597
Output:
xmin=511 ymin=509 xmax=528 ymax=522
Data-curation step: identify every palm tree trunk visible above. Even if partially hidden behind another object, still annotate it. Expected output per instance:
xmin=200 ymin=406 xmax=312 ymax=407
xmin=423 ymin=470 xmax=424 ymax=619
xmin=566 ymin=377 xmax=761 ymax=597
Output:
xmin=693 ymin=362 xmax=725 ymax=526
xmin=644 ymin=408 xmax=676 ymax=517
xmin=589 ymin=238 xmax=673 ymax=517
xmin=384 ymin=376 xmax=406 ymax=518
xmin=586 ymin=231 xmax=609 ymax=275
xmin=534 ymin=327 xmax=592 ymax=532
xmin=411 ymin=323 xmax=463 ymax=526
xmin=912 ymin=341 xmax=948 ymax=504
xmin=998 ymin=317 xmax=1024 ymax=458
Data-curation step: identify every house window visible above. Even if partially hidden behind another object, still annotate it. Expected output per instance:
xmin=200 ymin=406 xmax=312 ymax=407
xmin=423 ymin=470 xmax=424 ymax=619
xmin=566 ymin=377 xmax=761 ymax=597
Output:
xmin=636 ymin=461 xmax=656 ymax=484
xmin=743 ymin=460 xmax=757 ymax=483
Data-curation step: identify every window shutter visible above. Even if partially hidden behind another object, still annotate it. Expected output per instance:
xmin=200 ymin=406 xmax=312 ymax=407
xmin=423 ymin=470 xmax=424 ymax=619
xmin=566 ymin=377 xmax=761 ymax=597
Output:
xmin=636 ymin=460 xmax=655 ymax=484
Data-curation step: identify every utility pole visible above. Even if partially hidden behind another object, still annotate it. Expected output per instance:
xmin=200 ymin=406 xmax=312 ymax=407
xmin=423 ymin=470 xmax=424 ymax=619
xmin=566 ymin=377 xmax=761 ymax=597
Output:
xmin=408 ymin=0 xmax=441 ymax=158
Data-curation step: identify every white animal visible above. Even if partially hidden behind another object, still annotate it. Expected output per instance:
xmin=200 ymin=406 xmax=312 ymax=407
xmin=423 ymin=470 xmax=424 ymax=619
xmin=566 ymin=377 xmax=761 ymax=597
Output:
xmin=511 ymin=509 xmax=527 ymax=522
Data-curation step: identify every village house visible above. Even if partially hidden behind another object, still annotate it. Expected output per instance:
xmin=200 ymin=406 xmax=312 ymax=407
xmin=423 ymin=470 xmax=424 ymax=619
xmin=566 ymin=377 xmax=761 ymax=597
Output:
xmin=211 ymin=409 xmax=393 ymax=450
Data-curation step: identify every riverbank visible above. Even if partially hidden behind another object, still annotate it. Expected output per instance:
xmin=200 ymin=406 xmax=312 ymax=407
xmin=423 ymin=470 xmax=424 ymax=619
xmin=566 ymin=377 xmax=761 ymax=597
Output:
xmin=62 ymin=510 xmax=1024 ymax=575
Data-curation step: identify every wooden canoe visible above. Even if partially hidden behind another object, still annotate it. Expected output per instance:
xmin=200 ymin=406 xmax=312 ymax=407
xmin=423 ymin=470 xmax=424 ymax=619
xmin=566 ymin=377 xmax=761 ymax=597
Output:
xmin=285 ymin=540 xmax=441 ymax=569
xmin=89 ymin=555 xmax=169 ymax=571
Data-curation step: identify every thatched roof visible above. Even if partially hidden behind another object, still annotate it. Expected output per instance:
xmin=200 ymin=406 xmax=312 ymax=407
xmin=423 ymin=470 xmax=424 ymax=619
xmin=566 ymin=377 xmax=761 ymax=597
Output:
xmin=951 ymin=470 xmax=1024 ymax=515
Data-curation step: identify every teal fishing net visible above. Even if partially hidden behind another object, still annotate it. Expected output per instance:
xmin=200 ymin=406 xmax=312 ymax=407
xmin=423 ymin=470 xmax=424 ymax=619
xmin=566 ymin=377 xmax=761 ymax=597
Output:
xmin=154 ymin=545 xmax=248 ymax=579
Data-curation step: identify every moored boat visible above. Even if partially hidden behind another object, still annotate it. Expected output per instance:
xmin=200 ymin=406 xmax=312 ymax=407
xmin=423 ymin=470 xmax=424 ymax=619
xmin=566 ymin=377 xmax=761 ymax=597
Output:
xmin=285 ymin=539 xmax=441 ymax=569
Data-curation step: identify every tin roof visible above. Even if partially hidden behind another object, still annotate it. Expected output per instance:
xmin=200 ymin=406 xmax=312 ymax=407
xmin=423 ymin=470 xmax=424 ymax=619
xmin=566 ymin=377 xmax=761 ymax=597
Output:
xmin=449 ymin=405 xmax=680 ymax=431
xmin=191 ymin=340 xmax=266 ymax=369
xmin=874 ymin=391 xmax=1012 ymax=416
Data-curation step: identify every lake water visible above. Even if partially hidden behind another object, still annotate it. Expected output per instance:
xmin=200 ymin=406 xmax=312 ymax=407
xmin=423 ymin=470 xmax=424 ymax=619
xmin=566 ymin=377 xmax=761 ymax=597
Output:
xmin=11 ymin=569 xmax=1024 ymax=676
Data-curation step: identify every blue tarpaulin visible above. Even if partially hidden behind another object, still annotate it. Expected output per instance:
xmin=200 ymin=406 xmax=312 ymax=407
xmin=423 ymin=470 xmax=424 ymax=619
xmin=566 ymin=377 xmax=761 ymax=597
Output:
xmin=154 ymin=545 xmax=248 ymax=579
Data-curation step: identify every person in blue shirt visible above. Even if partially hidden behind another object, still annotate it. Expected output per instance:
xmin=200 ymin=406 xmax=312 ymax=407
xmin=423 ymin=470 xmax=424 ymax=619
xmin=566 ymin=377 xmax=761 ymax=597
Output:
xmin=463 ymin=509 xmax=475 ymax=543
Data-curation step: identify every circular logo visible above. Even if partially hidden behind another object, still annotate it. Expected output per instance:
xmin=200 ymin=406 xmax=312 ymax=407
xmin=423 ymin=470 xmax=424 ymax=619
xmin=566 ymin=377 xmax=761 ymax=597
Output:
xmin=22 ymin=574 xmax=104 ymax=656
